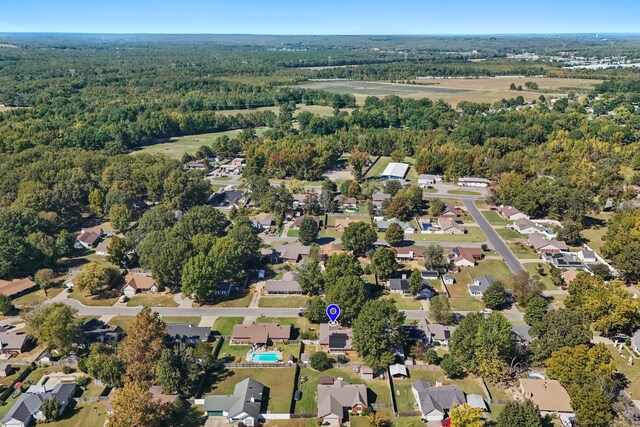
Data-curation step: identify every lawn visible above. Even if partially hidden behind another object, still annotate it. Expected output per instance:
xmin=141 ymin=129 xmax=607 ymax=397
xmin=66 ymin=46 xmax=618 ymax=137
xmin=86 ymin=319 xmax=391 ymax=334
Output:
xmin=508 ymin=242 xmax=540 ymax=259
xmin=524 ymin=263 xmax=556 ymax=290
xmin=12 ymin=289 xmax=48 ymax=309
xmin=217 ymin=339 xmax=251 ymax=362
xmin=126 ymin=293 xmax=178 ymax=307
xmin=581 ymin=227 xmax=608 ymax=255
xmin=255 ymin=316 xmax=319 ymax=338
xmin=69 ymin=289 xmax=119 ymax=307
xmin=381 ymin=293 xmax=422 ymax=310
xmin=286 ymin=229 xmax=300 ymax=238
xmin=47 ymin=402 xmax=108 ymax=427
xmin=496 ymin=228 xmax=524 ymax=240
xmin=207 ymin=367 xmax=297 ymax=413
xmin=365 ymin=156 xmax=393 ymax=178
xmin=258 ymin=296 xmax=309 ymax=308
xmin=206 ymin=292 xmax=253 ymax=308
xmin=461 ymin=259 xmax=513 ymax=285
xmin=607 ymin=345 xmax=640 ymax=398
xmin=482 ymin=210 xmax=511 ymax=226
xmin=445 ymin=281 xmax=485 ymax=312
xmin=161 ymin=316 xmax=201 ymax=324
xmin=409 ymin=226 xmax=486 ymax=243
xmin=448 ymin=189 xmax=481 ymax=196
xmin=212 ymin=317 xmax=244 ymax=335
xmin=108 ymin=316 xmax=137 ymax=331
xmin=0 ymin=366 xmax=25 ymax=388
xmin=392 ymin=369 xmax=485 ymax=412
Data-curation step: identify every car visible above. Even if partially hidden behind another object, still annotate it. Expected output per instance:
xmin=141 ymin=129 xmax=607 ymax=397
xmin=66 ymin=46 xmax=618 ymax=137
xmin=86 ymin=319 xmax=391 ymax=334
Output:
xmin=298 ymin=311 xmax=304 ymax=317
xmin=294 ymin=390 xmax=302 ymax=401
xmin=426 ymin=185 xmax=434 ymax=189
xmin=479 ymin=308 xmax=493 ymax=315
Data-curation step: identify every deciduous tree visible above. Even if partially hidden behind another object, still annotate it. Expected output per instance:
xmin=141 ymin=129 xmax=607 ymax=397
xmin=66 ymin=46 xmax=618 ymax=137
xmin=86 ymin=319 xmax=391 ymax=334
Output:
xmin=325 ymin=275 xmax=368 ymax=326
xmin=482 ymin=281 xmax=507 ymax=309
xmin=298 ymin=216 xmax=319 ymax=245
xmin=108 ymin=381 xmax=171 ymax=427
xmin=157 ymin=343 xmax=201 ymax=398
xmin=450 ymin=403 xmax=484 ymax=427
xmin=25 ymin=303 xmax=83 ymax=353
xmin=429 ymin=295 xmax=453 ymax=324
xmin=384 ymin=222 xmax=404 ymax=246
xmin=121 ymin=307 xmax=167 ymax=383
xmin=341 ymin=222 xmax=377 ymax=255
xmin=370 ymin=247 xmax=398 ymax=280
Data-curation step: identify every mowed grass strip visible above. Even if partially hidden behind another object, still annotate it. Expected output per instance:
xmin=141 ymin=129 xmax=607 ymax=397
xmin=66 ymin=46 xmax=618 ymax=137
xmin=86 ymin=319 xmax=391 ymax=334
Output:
xmin=258 ymin=296 xmax=309 ymax=308
xmin=212 ymin=317 xmax=244 ymax=335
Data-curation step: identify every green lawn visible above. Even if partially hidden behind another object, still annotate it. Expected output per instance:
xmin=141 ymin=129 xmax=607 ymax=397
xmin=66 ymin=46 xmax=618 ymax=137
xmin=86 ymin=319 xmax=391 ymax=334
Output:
xmin=161 ymin=316 xmax=201 ymax=324
xmin=482 ymin=210 xmax=511 ymax=226
xmin=448 ymin=189 xmax=481 ymax=196
xmin=126 ymin=293 xmax=178 ymax=307
xmin=508 ymin=242 xmax=540 ymax=259
xmin=108 ymin=316 xmax=137 ymax=331
xmin=69 ymin=289 xmax=119 ymax=307
xmin=286 ymin=229 xmax=300 ymax=238
xmin=134 ymin=127 xmax=268 ymax=159
xmin=217 ymin=339 xmax=251 ymax=362
xmin=212 ymin=317 xmax=244 ymax=335
xmin=47 ymin=402 xmax=108 ymax=427
xmin=255 ymin=316 xmax=318 ymax=337
xmin=445 ymin=281 xmax=485 ymax=311
xmin=524 ymin=263 xmax=556 ymax=290
xmin=392 ymin=369 xmax=485 ymax=412
xmin=12 ymin=289 xmax=47 ymax=309
xmin=581 ymin=227 xmax=607 ymax=255
xmin=206 ymin=292 xmax=254 ymax=308
xmin=607 ymin=345 xmax=640 ymax=398
xmin=408 ymin=226 xmax=486 ymax=243
xmin=381 ymin=293 xmax=422 ymax=310
xmin=461 ymin=259 xmax=513 ymax=285
xmin=496 ymin=228 xmax=525 ymax=240
xmin=258 ymin=296 xmax=309 ymax=308
xmin=366 ymin=156 xmax=393 ymax=178
xmin=206 ymin=367 xmax=297 ymax=413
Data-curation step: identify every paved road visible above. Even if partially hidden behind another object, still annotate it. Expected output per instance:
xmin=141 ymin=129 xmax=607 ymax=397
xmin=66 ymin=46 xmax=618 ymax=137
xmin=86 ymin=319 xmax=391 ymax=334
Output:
xmin=462 ymin=199 xmax=525 ymax=275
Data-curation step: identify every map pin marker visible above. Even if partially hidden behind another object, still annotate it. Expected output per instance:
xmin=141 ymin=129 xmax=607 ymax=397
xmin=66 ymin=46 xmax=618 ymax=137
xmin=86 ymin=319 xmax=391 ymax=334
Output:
xmin=326 ymin=304 xmax=340 ymax=325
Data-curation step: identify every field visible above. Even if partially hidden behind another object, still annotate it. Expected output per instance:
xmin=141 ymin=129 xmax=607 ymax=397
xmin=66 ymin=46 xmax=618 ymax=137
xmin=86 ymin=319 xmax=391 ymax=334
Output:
xmin=461 ymin=259 xmax=513 ymax=284
xmin=524 ymin=263 xmax=557 ymax=290
xmin=108 ymin=316 xmax=137 ymax=331
xmin=300 ymin=77 xmax=600 ymax=106
xmin=381 ymin=293 xmax=422 ymax=310
xmin=445 ymin=279 xmax=485 ymax=311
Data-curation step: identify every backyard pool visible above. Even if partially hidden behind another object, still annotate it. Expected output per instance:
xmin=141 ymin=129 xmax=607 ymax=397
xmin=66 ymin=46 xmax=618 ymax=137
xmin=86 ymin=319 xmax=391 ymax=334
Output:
xmin=250 ymin=352 xmax=280 ymax=362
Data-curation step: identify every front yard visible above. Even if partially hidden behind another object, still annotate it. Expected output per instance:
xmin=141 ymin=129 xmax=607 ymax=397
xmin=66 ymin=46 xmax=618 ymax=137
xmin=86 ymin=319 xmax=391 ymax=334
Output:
xmin=212 ymin=317 xmax=244 ymax=335
xmin=69 ymin=288 xmax=119 ymax=307
xmin=496 ymin=228 xmax=525 ymax=240
xmin=380 ymin=293 xmax=422 ymax=310
xmin=126 ymin=293 xmax=178 ymax=307
xmin=523 ymin=263 xmax=557 ymax=290
xmin=408 ymin=226 xmax=486 ymax=243
xmin=258 ymin=296 xmax=309 ymax=308
xmin=508 ymin=242 xmax=540 ymax=259
xmin=481 ymin=210 xmax=511 ymax=226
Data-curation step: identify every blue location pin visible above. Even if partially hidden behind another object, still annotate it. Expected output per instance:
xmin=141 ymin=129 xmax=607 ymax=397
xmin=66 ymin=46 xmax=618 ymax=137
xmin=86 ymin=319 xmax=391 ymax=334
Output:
xmin=326 ymin=304 xmax=341 ymax=325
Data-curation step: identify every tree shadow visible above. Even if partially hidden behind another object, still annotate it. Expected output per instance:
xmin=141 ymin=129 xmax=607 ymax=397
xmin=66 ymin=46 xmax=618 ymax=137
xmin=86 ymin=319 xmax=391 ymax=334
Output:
xmin=316 ymin=237 xmax=336 ymax=245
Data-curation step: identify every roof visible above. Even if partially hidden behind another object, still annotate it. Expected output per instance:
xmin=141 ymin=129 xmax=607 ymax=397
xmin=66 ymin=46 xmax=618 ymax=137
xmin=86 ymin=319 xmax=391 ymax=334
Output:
xmin=381 ymin=162 xmax=410 ymax=179
xmin=542 ymin=253 xmax=585 ymax=269
xmin=578 ymin=249 xmax=596 ymax=260
xmin=499 ymin=205 xmax=524 ymax=218
xmin=528 ymin=232 xmax=568 ymax=251
xmin=124 ymin=273 xmax=156 ymax=290
xmin=361 ymin=366 xmax=373 ymax=375
xmin=254 ymin=213 xmax=275 ymax=227
xmin=77 ymin=230 xmax=100 ymax=245
xmin=562 ymin=270 xmax=579 ymax=284
xmin=466 ymin=394 xmax=488 ymax=411
xmin=231 ymin=323 xmax=291 ymax=344
xmin=388 ymin=278 xmax=409 ymax=293
xmin=209 ymin=190 xmax=243 ymax=207
xmin=468 ymin=275 xmax=496 ymax=294
xmin=449 ymin=246 xmax=482 ymax=264
xmin=166 ymin=323 xmax=211 ymax=342
xmin=389 ymin=364 xmax=408 ymax=377
xmin=632 ymin=330 xmax=640 ymax=350
xmin=273 ymin=244 xmax=311 ymax=261
xmin=2 ymin=383 xmax=76 ymax=425
xmin=372 ymin=192 xmax=391 ymax=202
xmin=395 ymin=247 xmax=425 ymax=258
xmin=204 ymin=378 xmax=264 ymax=420
xmin=321 ymin=243 xmax=344 ymax=256
xmin=95 ymin=241 xmax=109 ymax=254
xmin=438 ymin=217 xmax=465 ymax=233
xmin=317 ymin=379 xmax=368 ymax=418
xmin=458 ymin=177 xmax=490 ymax=184
xmin=0 ymin=332 xmax=27 ymax=350
xmin=418 ymin=174 xmax=442 ymax=182
xmin=514 ymin=218 xmax=540 ymax=231
xmin=319 ymin=324 xmax=353 ymax=350
xmin=512 ymin=324 xmax=532 ymax=343
xmin=334 ymin=218 xmax=364 ymax=229
xmin=520 ymin=380 xmax=573 ymax=413
xmin=412 ymin=381 xmax=466 ymax=416
xmin=264 ymin=280 xmax=303 ymax=293
xmin=148 ymin=385 xmax=179 ymax=405
xmin=421 ymin=322 xmax=456 ymax=341
xmin=0 ymin=278 xmax=37 ymax=298
xmin=377 ymin=218 xmax=414 ymax=231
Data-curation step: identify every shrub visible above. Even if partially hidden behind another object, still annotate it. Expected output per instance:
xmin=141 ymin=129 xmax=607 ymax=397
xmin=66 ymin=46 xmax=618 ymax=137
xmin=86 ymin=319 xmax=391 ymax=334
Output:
xmin=310 ymin=351 xmax=331 ymax=371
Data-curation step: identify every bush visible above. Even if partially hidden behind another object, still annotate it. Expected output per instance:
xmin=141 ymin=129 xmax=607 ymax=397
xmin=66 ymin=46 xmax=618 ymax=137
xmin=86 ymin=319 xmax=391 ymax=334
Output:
xmin=310 ymin=351 xmax=331 ymax=371
xmin=76 ymin=376 xmax=91 ymax=387
xmin=62 ymin=366 xmax=75 ymax=374
xmin=424 ymin=349 xmax=440 ymax=365
xmin=441 ymin=354 xmax=463 ymax=378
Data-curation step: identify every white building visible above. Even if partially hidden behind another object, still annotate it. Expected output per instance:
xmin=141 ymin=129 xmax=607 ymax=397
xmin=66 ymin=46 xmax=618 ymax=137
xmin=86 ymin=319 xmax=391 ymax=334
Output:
xmin=380 ymin=162 xmax=409 ymax=180
xmin=457 ymin=177 xmax=490 ymax=187
xmin=418 ymin=174 xmax=442 ymax=187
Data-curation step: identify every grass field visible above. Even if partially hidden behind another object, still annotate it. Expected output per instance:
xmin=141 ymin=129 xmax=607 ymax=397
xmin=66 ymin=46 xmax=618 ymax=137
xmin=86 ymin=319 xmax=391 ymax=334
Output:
xmin=365 ymin=156 xmax=393 ymax=178
xmin=524 ymin=263 xmax=556 ymax=290
xmin=461 ymin=259 xmax=513 ymax=285
xmin=607 ymin=345 xmax=640 ymax=398
xmin=69 ymin=289 xmax=119 ymax=307
xmin=407 ymin=226 xmax=486 ymax=243
xmin=446 ymin=280 xmax=485 ymax=311
xmin=482 ymin=210 xmax=511 ymax=226
xmin=258 ymin=296 xmax=309 ymax=308
xmin=212 ymin=317 xmax=244 ymax=335
xmin=46 ymin=402 xmax=108 ymax=427
xmin=13 ymin=288 xmax=63 ymax=309
xmin=381 ymin=293 xmax=422 ymax=310
xmin=581 ymin=227 xmax=608 ymax=255
xmin=206 ymin=292 xmax=253 ymax=308
xmin=134 ymin=127 xmax=267 ymax=158
xmin=161 ymin=316 xmax=201 ymax=324
xmin=126 ymin=293 xmax=178 ymax=307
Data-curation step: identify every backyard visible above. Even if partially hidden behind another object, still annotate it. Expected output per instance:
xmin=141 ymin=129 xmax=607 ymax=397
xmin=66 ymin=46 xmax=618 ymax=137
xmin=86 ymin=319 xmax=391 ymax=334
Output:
xmin=524 ymin=263 xmax=557 ymax=290
xmin=445 ymin=279 xmax=485 ymax=312
xmin=460 ymin=259 xmax=513 ymax=285
xmin=508 ymin=242 xmax=540 ymax=259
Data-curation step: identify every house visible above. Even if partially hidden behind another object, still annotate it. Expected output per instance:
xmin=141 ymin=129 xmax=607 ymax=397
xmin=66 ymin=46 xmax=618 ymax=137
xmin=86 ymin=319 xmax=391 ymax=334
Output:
xmin=0 ymin=278 xmax=38 ymax=299
xmin=0 ymin=332 xmax=28 ymax=355
xmin=317 ymin=379 xmax=368 ymax=425
xmin=75 ymin=228 xmax=103 ymax=249
xmin=361 ymin=366 xmax=374 ymax=380
xmin=380 ymin=162 xmax=410 ymax=180
xmin=1 ymin=383 xmax=75 ymax=427
xmin=122 ymin=273 xmax=157 ymax=296
xmin=340 ymin=196 xmax=358 ymax=209
xmin=166 ymin=323 xmax=211 ymax=345
xmin=372 ymin=191 xmax=391 ymax=208
xmin=457 ymin=177 xmax=490 ymax=187
xmin=418 ymin=174 xmax=442 ymax=187
xmin=334 ymin=217 xmax=364 ymax=231
xmin=561 ymin=269 xmax=579 ymax=285
xmin=321 ymin=243 xmax=345 ymax=257
xmin=466 ymin=394 xmax=488 ymax=412
xmin=421 ymin=270 xmax=439 ymax=280
xmin=389 ymin=276 xmax=409 ymax=294
xmin=412 ymin=380 xmax=466 ymax=421
xmin=292 ymin=193 xmax=310 ymax=208
xmin=209 ymin=190 xmax=244 ymax=209
xmin=376 ymin=218 xmax=415 ymax=234
xmin=395 ymin=247 xmax=425 ymax=261
xmin=0 ymin=363 xmax=13 ymax=377
xmin=577 ymin=249 xmax=597 ymax=263
xmin=94 ymin=241 xmax=109 ymax=257
xmin=319 ymin=324 xmax=353 ymax=353
xmin=528 ymin=233 xmax=568 ymax=254
xmin=230 ymin=158 xmax=246 ymax=168
xmin=204 ymin=378 xmax=264 ymax=426
xmin=513 ymin=219 xmax=556 ymax=237
xmin=416 ymin=287 xmax=435 ymax=300
xmin=449 ymin=247 xmax=482 ymax=268
xmin=440 ymin=204 xmax=459 ymax=219
xmin=252 ymin=213 xmax=275 ymax=231
xmin=542 ymin=253 xmax=585 ymax=269
xmin=82 ymin=319 xmax=123 ymax=345
xmin=148 ymin=385 xmax=180 ymax=405
xmin=512 ymin=324 xmax=533 ymax=344
xmin=519 ymin=379 xmax=574 ymax=418
xmin=419 ymin=320 xmax=457 ymax=346
xmin=468 ymin=275 xmax=496 ymax=297
xmin=389 ymin=364 xmax=408 ymax=379
xmin=272 ymin=244 xmax=311 ymax=264
xmin=442 ymin=273 xmax=455 ymax=285
xmin=292 ymin=215 xmax=320 ymax=229
xmin=230 ymin=323 xmax=291 ymax=345
xmin=264 ymin=280 xmax=304 ymax=295
xmin=499 ymin=205 xmax=529 ymax=221
xmin=631 ymin=330 xmax=640 ymax=354
xmin=437 ymin=217 xmax=465 ymax=235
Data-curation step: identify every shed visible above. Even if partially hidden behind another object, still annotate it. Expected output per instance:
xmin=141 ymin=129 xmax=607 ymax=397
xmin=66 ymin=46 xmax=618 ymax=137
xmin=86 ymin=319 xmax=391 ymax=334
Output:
xmin=389 ymin=364 xmax=408 ymax=379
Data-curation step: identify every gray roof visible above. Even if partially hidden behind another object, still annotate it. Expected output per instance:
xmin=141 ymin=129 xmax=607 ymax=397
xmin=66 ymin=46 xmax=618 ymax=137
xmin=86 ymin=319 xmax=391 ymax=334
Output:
xmin=389 ymin=364 xmax=408 ymax=377
xmin=0 ymin=332 xmax=27 ymax=351
xmin=632 ymin=330 xmax=640 ymax=350
xmin=273 ymin=244 xmax=311 ymax=261
xmin=466 ymin=394 xmax=488 ymax=411
xmin=317 ymin=379 xmax=368 ymax=418
xmin=372 ymin=192 xmax=391 ymax=202
xmin=2 ymin=383 xmax=75 ymax=425
xmin=166 ymin=323 xmax=211 ymax=343
xmin=468 ymin=275 xmax=496 ymax=295
xmin=388 ymin=278 xmax=409 ymax=293
xmin=528 ymin=232 xmax=568 ymax=251
xmin=512 ymin=324 xmax=532 ymax=343
xmin=418 ymin=174 xmax=441 ymax=182
xmin=412 ymin=381 xmax=466 ymax=416
xmin=203 ymin=378 xmax=264 ymax=420
xmin=421 ymin=322 xmax=456 ymax=341
xmin=318 ymin=324 xmax=353 ymax=350
xmin=541 ymin=253 xmax=585 ymax=269
xmin=264 ymin=280 xmax=303 ymax=293
xmin=381 ymin=162 xmax=409 ymax=179
xmin=377 ymin=218 xmax=413 ymax=231
xmin=458 ymin=177 xmax=490 ymax=184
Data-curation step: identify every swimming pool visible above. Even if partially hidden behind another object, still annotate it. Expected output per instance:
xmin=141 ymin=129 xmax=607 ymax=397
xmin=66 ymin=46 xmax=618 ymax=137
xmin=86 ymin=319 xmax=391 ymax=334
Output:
xmin=250 ymin=352 xmax=280 ymax=362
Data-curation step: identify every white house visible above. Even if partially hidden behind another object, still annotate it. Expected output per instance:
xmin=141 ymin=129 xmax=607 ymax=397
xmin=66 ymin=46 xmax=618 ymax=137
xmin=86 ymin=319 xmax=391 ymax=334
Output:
xmin=122 ymin=273 xmax=158 ymax=297
xmin=499 ymin=205 xmax=529 ymax=221
xmin=577 ymin=249 xmax=597 ymax=263
xmin=457 ymin=177 xmax=490 ymax=187
xmin=418 ymin=174 xmax=442 ymax=187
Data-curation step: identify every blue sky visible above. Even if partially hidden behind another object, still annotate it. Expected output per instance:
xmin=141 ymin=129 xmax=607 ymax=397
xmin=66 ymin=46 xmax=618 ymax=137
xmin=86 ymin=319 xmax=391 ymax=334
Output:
xmin=1 ymin=0 xmax=638 ymax=34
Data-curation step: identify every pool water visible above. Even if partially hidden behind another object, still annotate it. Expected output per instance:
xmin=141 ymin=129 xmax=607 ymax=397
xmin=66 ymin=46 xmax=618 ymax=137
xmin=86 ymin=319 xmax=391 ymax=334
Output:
xmin=251 ymin=353 xmax=279 ymax=362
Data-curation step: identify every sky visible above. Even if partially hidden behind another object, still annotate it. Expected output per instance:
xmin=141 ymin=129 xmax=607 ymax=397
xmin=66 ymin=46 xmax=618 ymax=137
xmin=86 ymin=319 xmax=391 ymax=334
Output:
xmin=1 ymin=0 xmax=639 ymax=35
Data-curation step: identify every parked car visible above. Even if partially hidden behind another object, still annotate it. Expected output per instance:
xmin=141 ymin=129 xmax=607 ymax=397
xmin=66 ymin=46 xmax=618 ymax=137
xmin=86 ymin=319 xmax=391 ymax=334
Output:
xmin=479 ymin=308 xmax=493 ymax=315
xmin=294 ymin=390 xmax=302 ymax=401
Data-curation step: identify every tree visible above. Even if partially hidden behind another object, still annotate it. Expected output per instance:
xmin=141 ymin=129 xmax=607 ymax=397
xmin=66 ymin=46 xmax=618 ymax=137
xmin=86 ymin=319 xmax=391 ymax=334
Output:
xmin=41 ymin=397 xmax=61 ymax=422
xmin=173 ymin=205 xmax=228 ymax=240
xmin=569 ymin=383 xmax=614 ymax=427
xmin=181 ymin=253 xmax=220 ymax=303
xmin=384 ymin=222 xmax=404 ymax=246
xmin=0 ymin=295 xmax=15 ymax=315
xmin=25 ymin=303 xmax=82 ymax=353
xmin=298 ymin=216 xmax=319 ymax=245
xmin=341 ymin=222 xmax=377 ymax=255
xmin=424 ymin=245 xmax=448 ymax=271
xmin=450 ymin=403 xmax=484 ymax=427
xmin=546 ymin=344 xmax=616 ymax=387
xmin=370 ymin=247 xmax=398 ymax=280
xmin=523 ymin=296 xmax=548 ymax=327
xmin=383 ymin=180 xmax=402 ymax=196
xmin=305 ymin=297 xmax=327 ymax=324
xmin=88 ymin=188 xmax=105 ymax=216
xmin=409 ymin=270 xmax=423 ymax=296
xmin=108 ymin=381 xmax=171 ymax=427
xmin=385 ymin=196 xmax=410 ymax=220
xmin=429 ymin=199 xmax=446 ymax=217
xmin=497 ymin=400 xmax=542 ymax=427
xmin=34 ymin=268 xmax=55 ymax=288
xmin=430 ymin=295 xmax=453 ymax=324
xmin=367 ymin=412 xmax=392 ymax=427
xmin=121 ymin=307 xmax=167 ymax=383
xmin=298 ymin=260 xmax=324 ymax=295
xmin=324 ymin=253 xmax=362 ymax=286
xmin=512 ymin=272 xmax=542 ymax=306
xmin=83 ymin=343 xmax=125 ymax=388
xmin=163 ymin=169 xmax=209 ymax=211
xmin=137 ymin=229 xmax=191 ymax=289
xmin=54 ymin=230 xmax=74 ymax=258
xmin=529 ymin=309 xmax=592 ymax=363
xmin=74 ymin=262 xmax=121 ymax=295
xmin=482 ymin=281 xmax=507 ymax=309
xmin=558 ymin=221 xmax=583 ymax=246
xmin=107 ymin=235 xmax=129 ymax=266
xmin=310 ymin=351 xmax=331 ymax=371
xmin=424 ymin=349 xmax=440 ymax=365
xmin=352 ymin=299 xmax=405 ymax=371
xmin=157 ymin=343 xmax=201 ymax=398
xmin=109 ymin=204 xmax=132 ymax=232
xmin=325 ymin=275 xmax=368 ymax=326
xmin=441 ymin=353 xmax=464 ymax=379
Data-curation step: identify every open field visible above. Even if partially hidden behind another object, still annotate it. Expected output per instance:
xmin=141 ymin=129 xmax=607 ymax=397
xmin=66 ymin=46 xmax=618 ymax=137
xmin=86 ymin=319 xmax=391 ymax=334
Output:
xmin=462 ymin=259 xmax=513 ymax=285
xmin=300 ymin=77 xmax=600 ymax=106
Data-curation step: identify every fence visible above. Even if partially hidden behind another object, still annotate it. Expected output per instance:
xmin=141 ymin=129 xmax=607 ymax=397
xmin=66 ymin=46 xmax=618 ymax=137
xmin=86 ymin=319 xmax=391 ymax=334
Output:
xmin=75 ymin=396 xmax=109 ymax=403
xmin=0 ymin=366 xmax=32 ymax=402
xmin=223 ymin=363 xmax=295 ymax=368
xmin=396 ymin=411 xmax=421 ymax=417
xmin=372 ymin=403 xmax=393 ymax=409
xmin=409 ymin=364 xmax=442 ymax=371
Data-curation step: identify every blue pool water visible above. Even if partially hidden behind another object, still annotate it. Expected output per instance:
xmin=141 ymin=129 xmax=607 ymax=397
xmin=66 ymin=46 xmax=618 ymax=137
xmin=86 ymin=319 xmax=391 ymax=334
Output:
xmin=251 ymin=353 xmax=279 ymax=362
xmin=421 ymin=223 xmax=432 ymax=230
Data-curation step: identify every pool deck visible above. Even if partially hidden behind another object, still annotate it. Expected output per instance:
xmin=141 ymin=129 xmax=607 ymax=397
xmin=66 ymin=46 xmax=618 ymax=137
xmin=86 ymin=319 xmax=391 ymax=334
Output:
xmin=245 ymin=350 xmax=283 ymax=363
